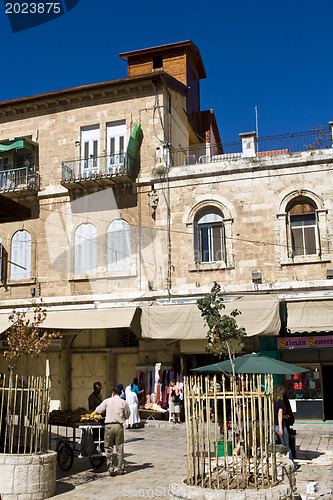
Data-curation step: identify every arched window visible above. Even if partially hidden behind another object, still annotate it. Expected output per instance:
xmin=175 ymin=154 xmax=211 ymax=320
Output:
xmin=10 ymin=230 xmax=31 ymax=280
xmin=194 ymin=208 xmax=226 ymax=263
xmin=107 ymin=219 xmax=131 ymax=271
xmin=287 ymin=197 xmax=319 ymax=256
xmin=74 ymin=223 xmax=97 ymax=274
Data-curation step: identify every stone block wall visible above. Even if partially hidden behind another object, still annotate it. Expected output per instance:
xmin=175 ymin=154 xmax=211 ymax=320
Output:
xmin=0 ymin=451 xmax=57 ymax=499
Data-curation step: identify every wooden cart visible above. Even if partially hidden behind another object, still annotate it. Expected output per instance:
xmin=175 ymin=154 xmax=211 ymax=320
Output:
xmin=49 ymin=422 xmax=105 ymax=471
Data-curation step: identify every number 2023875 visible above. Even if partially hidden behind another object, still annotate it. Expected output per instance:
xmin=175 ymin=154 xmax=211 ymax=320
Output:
xmin=5 ymin=3 xmax=62 ymax=14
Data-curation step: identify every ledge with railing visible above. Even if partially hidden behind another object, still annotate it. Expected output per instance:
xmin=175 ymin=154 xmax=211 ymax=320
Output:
xmin=61 ymin=152 xmax=135 ymax=184
xmin=170 ymin=127 xmax=333 ymax=167
xmin=0 ymin=165 xmax=39 ymax=193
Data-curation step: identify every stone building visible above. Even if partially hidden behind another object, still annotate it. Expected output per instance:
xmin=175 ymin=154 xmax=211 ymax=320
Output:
xmin=0 ymin=40 xmax=332 ymax=420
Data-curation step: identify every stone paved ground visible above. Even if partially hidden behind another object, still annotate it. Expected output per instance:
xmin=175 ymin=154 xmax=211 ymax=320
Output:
xmin=53 ymin=421 xmax=333 ymax=500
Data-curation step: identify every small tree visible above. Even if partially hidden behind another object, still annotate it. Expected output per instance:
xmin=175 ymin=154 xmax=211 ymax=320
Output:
xmin=196 ymin=282 xmax=246 ymax=366
xmin=197 ymin=282 xmax=247 ymax=458
xmin=307 ymin=126 xmax=332 ymax=150
xmin=3 ymin=304 xmax=61 ymax=381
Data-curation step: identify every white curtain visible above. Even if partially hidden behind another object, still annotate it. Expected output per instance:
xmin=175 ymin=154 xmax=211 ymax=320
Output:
xmin=10 ymin=230 xmax=31 ymax=280
xmin=107 ymin=219 xmax=131 ymax=271
xmin=74 ymin=223 xmax=97 ymax=274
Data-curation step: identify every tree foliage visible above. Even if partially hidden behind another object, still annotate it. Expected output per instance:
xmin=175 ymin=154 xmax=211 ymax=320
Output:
xmin=196 ymin=282 xmax=246 ymax=358
xmin=3 ymin=304 xmax=61 ymax=369
xmin=307 ymin=126 xmax=332 ymax=150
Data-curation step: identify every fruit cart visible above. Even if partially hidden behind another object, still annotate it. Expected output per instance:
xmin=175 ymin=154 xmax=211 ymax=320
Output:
xmin=49 ymin=410 xmax=105 ymax=471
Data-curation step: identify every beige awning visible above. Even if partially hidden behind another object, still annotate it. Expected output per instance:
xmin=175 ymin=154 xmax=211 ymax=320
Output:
xmin=42 ymin=307 xmax=138 ymax=330
xmin=0 ymin=315 xmax=12 ymax=334
xmin=287 ymin=300 xmax=333 ymax=333
xmin=141 ymin=296 xmax=280 ymax=340
xmin=0 ymin=307 xmax=138 ymax=333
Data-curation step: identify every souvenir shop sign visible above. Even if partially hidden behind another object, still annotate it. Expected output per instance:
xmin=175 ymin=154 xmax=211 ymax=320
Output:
xmin=278 ymin=335 xmax=333 ymax=350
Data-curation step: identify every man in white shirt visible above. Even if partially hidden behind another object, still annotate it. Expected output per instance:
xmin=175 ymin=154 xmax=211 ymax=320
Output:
xmin=95 ymin=385 xmax=130 ymax=475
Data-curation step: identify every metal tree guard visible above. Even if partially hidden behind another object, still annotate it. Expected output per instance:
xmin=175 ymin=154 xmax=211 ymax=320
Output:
xmin=0 ymin=373 xmax=50 ymax=454
xmin=184 ymin=373 xmax=278 ymax=491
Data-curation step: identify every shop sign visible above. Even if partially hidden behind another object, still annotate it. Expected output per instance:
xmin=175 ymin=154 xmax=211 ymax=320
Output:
xmin=278 ymin=335 xmax=333 ymax=350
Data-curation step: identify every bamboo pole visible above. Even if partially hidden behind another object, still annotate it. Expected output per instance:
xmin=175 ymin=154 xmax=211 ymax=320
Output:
xmin=214 ymin=375 xmax=220 ymax=489
xmin=193 ymin=376 xmax=199 ymax=485
xmin=222 ymin=375 xmax=228 ymax=489
xmin=263 ymin=375 xmax=270 ymax=484
xmin=205 ymin=375 xmax=211 ymax=488
xmin=249 ymin=375 xmax=257 ymax=488
xmin=257 ymin=375 xmax=264 ymax=488
xmin=0 ymin=374 xmax=5 ymax=452
xmin=184 ymin=377 xmax=193 ymax=485
xmin=198 ymin=376 xmax=204 ymax=486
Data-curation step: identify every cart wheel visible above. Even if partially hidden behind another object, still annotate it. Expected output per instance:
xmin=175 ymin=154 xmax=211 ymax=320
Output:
xmin=89 ymin=455 xmax=105 ymax=468
xmin=57 ymin=441 xmax=74 ymax=471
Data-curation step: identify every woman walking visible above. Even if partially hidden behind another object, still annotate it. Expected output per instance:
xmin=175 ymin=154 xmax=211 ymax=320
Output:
xmin=169 ymin=379 xmax=181 ymax=424
xmin=125 ymin=382 xmax=140 ymax=429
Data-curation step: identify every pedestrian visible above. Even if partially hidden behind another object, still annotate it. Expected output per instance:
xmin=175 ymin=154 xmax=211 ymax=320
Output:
xmin=273 ymin=385 xmax=299 ymax=471
xmin=125 ymin=383 xmax=140 ymax=429
xmin=88 ymin=382 xmax=103 ymax=411
xmin=95 ymin=385 xmax=130 ymax=476
xmin=283 ymin=391 xmax=296 ymax=458
xmin=116 ymin=384 xmax=126 ymax=400
xmin=88 ymin=381 xmax=104 ymax=449
xmin=131 ymin=378 xmax=142 ymax=396
xmin=169 ymin=379 xmax=181 ymax=424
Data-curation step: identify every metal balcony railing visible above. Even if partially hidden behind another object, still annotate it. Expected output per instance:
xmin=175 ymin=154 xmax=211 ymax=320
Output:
xmin=61 ymin=153 xmax=130 ymax=183
xmin=0 ymin=166 xmax=39 ymax=193
xmin=170 ymin=128 xmax=332 ymax=167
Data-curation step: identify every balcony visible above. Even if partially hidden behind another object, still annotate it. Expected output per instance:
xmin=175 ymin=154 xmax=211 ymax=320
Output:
xmin=61 ymin=123 xmax=143 ymax=190
xmin=0 ymin=138 xmax=39 ymax=195
xmin=61 ymin=153 xmax=134 ymax=189
xmin=170 ymin=127 xmax=333 ymax=167
xmin=0 ymin=164 xmax=39 ymax=194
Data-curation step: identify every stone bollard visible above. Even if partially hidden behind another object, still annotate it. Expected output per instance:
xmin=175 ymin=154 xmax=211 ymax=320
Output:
xmin=0 ymin=450 xmax=57 ymax=499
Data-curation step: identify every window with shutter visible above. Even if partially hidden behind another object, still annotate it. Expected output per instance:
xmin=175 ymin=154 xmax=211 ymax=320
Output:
xmin=81 ymin=126 xmax=100 ymax=176
xmin=194 ymin=208 xmax=226 ymax=263
xmin=107 ymin=121 xmax=126 ymax=173
xmin=107 ymin=219 xmax=131 ymax=272
xmin=287 ymin=198 xmax=319 ymax=257
xmin=10 ymin=230 xmax=32 ymax=280
xmin=74 ymin=223 xmax=97 ymax=274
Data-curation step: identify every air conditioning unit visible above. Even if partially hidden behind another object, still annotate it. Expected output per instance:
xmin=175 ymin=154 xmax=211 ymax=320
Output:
xmin=185 ymin=155 xmax=196 ymax=165
xmin=252 ymin=271 xmax=262 ymax=283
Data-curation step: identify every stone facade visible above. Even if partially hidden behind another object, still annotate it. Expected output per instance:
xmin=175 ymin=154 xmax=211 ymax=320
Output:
xmin=0 ymin=41 xmax=332 ymax=416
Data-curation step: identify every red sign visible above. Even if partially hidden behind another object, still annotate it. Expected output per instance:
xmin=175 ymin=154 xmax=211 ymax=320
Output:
xmin=278 ymin=335 xmax=333 ymax=350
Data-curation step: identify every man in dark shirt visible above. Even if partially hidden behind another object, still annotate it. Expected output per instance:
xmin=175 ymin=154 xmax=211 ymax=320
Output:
xmin=88 ymin=382 xmax=103 ymax=411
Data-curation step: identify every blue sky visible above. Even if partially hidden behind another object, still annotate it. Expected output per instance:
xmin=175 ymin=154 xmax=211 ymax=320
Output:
xmin=0 ymin=0 xmax=332 ymax=143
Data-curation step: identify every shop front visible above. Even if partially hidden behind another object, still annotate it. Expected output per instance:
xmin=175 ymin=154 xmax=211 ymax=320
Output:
xmin=281 ymin=300 xmax=333 ymax=421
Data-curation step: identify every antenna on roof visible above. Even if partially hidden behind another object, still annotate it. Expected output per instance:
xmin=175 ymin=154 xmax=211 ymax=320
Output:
xmin=255 ymin=106 xmax=259 ymax=137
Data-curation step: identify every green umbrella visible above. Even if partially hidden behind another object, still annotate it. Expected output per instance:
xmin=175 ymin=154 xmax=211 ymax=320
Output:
xmin=191 ymin=353 xmax=308 ymax=375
